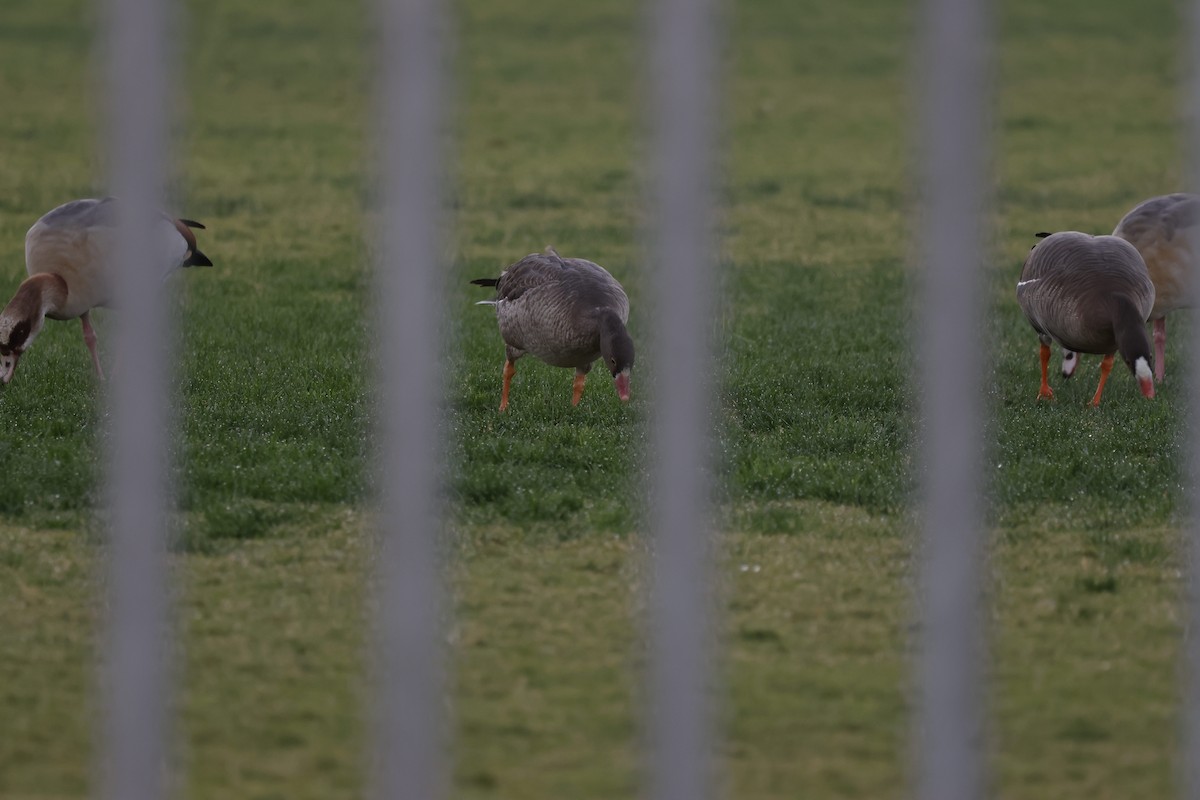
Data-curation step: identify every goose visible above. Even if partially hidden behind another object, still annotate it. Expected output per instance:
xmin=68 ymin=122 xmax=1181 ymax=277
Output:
xmin=471 ymin=247 xmax=634 ymax=412
xmin=1017 ymin=231 xmax=1155 ymax=406
xmin=1059 ymin=193 xmax=1200 ymax=384
xmin=0 ymin=197 xmax=211 ymax=384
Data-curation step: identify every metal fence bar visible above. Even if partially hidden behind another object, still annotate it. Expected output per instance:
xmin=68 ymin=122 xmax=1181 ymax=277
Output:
xmin=1184 ymin=1 xmax=1200 ymax=795
xmin=369 ymin=0 xmax=448 ymax=797
xmin=647 ymin=0 xmax=720 ymax=797
xmin=99 ymin=0 xmax=174 ymax=796
xmin=914 ymin=0 xmax=991 ymax=798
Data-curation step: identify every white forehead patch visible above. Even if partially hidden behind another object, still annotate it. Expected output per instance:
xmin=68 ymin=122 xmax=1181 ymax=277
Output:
xmin=1135 ymin=357 xmax=1152 ymax=382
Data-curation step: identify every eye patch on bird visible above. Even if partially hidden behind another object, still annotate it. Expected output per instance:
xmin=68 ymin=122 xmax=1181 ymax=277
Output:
xmin=5 ymin=321 xmax=30 ymax=351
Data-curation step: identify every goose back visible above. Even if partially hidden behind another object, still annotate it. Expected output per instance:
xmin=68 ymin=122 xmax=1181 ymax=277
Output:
xmin=489 ymin=251 xmax=629 ymax=369
xmin=1017 ymin=231 xmax=1154 ymax=354
xmin=25 ymin=197 xmax=206 ymax=320
xmin=1112 ymin=192 xmax=1200 ymax=318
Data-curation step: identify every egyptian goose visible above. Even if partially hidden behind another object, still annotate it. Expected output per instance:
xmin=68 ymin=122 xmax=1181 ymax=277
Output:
xmin=0 ymin=197 xmax=211 ymax=384
xmin=1059 ymin=193 xmax=1199 ymax=383
xmin=1017 ymin=231 xmax=1155 ymax=406
xmin=471 ymin=247 xmax=634 ymax=411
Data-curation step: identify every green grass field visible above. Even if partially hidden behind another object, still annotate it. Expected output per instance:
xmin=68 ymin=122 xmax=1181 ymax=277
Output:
xmin=0 ymin=0 xmax=1191 ymax=797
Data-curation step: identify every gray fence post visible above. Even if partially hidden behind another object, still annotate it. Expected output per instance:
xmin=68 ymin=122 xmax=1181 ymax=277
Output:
xmin=369 ymin=0 xmax=448 ymax=798
xmin=647 ymin=0 xmax=721 ymax=798
xmin=914 ymin=0 xmax=991 ymax=798
xmin=99 ymin=0 xmax=175 ymax=796
xmin=1184 ymin=3 xmax=1200 ymax=797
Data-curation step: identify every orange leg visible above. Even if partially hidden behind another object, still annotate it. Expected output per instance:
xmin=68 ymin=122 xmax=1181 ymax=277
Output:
xmin=499 ymin=359 xmax=516 ymax=412
xmin=1090 ymin=353 xmax=1114 ymax=407
xmin=81 ymin=312 xmax=104 ymax=380
xmin=1037 ymin=343 xmax=1054 ymax=401
xmin=571 ymin=371 xmax=587 ymax=406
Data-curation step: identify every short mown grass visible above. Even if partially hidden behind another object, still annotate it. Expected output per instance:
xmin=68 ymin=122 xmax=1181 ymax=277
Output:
xmin=0 ymin=0 xmax=1192 ymax=797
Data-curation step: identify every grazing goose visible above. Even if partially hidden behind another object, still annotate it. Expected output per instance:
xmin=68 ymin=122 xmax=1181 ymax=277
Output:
xmin=1059 ymin=193 xmax=1200 ymax=383
xmin=471 ymin=247 xmax=634 ymax=412
xmin=1017 ymin=231 xmax=1155 ymax=406
xmin=0 ymin=197 xmax=211 ymax=384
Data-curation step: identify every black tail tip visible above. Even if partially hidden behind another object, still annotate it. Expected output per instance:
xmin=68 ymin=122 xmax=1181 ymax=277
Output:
xmin=1034 ymin=231 xmax=1053 ymax=239
xmin=187 ymin=249 xmax=214 ymax=267
xmin=470 ymin=277 xmax=498 ymax=287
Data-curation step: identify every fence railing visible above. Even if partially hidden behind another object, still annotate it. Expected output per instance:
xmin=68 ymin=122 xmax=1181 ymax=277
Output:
xmin=914 ymin=0 xmax=990 ymax=798
xmin=1186 ymin=1 xmax=1200 ymax=796
xmin=646 ymin=0 xmax=720 ymax=798
xmin=369 ymin=0 xmax=449 ymax=798
xmin=100 ymin=0 xmax=173 ymax=797
xmin=94 ymin=0 xmax=1199 ymax=798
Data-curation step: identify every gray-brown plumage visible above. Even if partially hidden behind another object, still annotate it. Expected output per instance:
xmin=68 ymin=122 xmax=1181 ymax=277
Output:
xmin=1017 ymin=231 xmax=1155 ymax=406
xmin=1059 ymin=193 xmax=1200 ymax=383
xmin=471 ymin=247 xmax=634 ymax=411
xmin=1111 ymin=193 xmax=1199 ymax=382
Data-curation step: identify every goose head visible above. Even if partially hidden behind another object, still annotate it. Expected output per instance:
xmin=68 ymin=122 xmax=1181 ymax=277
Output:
xmin=600 ymin=321 xmax=638 ymax=402
xmin=599 ymin=312 xmax=635 ymax=402
xmin=1132 ymin=356 xmax=1154 ymax=398
xmin=1122 ymin=351 xmax=1154 ymax=399
xmin=0 ymin=313 xmax=35 ymax=385
xmin=0 ymin=274 xmax=65 ymax=384
xmin=1113 ymin=295 xmax=1155 ymax=399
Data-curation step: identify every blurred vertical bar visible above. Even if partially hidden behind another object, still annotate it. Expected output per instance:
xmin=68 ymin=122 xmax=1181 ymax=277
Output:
xmin=914 ymin=0 xmax=991 ymax=798
xmin=1184 ymin=2 xmax=1200 ymax=796
xmin=647 ymin=0 xmax=720 ymax=797
xmin=369 ymin=0 xmax=447 ymax=797
xmin=100 ymin=0 xmax=173 ymax=796
xmin=100 ymin=0 xmax=174 ymax=796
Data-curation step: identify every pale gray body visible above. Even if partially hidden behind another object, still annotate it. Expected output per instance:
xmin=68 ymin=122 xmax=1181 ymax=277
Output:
xmin=485 ymin=251 xmax=630 ymax=371
xmin=1017 ymin=232 xmax=1154 ymax=354
xmin=24 ymin=197 xmax=198 ymax=319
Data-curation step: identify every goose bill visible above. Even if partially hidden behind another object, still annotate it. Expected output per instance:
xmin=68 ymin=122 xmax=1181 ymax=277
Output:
xmin=614 ymin=370 xmax=631 ymax=402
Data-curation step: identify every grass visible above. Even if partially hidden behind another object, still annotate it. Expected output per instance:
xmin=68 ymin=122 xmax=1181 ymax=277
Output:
xmin=0 ymin=0 xmax=1193 ymax=797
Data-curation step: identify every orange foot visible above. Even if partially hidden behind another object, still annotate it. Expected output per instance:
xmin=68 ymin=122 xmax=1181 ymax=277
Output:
xmin=1036 ymin=385 xmax=1054 ymax=401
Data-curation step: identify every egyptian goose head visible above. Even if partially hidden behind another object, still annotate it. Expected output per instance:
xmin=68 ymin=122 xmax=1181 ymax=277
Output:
xmin=0 ymin=274 xmax=66 ymax=384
